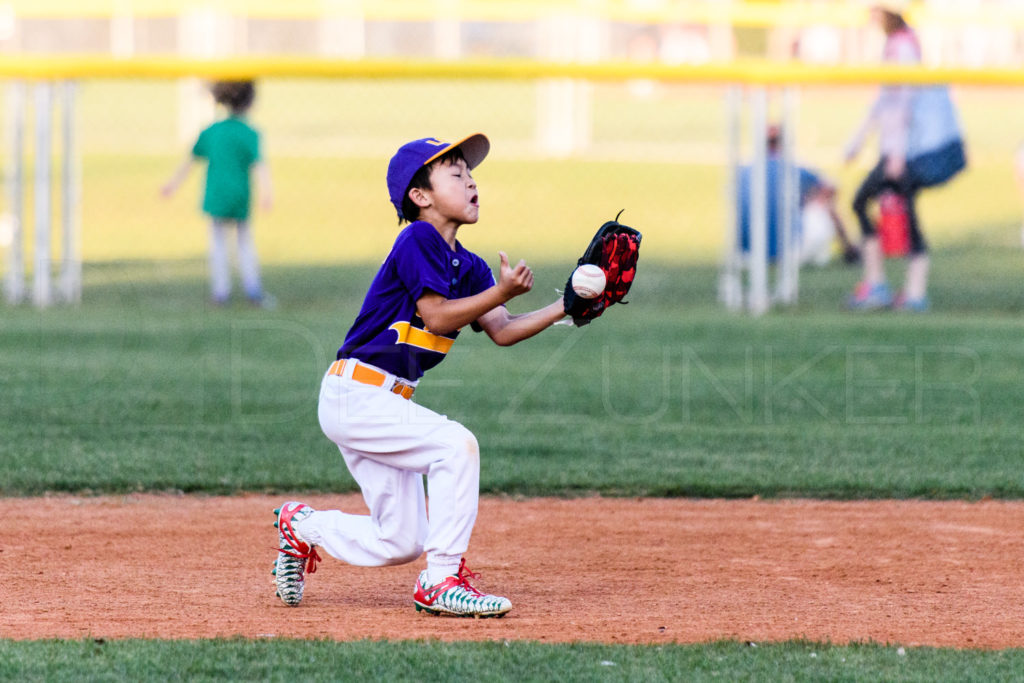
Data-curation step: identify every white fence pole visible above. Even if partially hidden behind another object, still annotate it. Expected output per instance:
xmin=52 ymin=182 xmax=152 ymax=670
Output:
xmin=4 ymin=81 xmax=25 ymax=304
xmin=434 ymin=0 xmax=461 ymax=60
xmin=777 ymin=87 xmax=800 ymax=304
xmin=536 ymin=10 xmax=597 ymax=157
xmin=60 ymin=81 xmax=81 ymax=304
xmin=537 ymin=13 xmax=575 ymax=157
xmin=178 ymin=8 xmax=222 ymax=145
xmin=748 ymin=88 xmax=769 ymax=315
xmin=32 ymin=82 xmax=53 ymax=309
xmin=319 ymin=0 xmax=366 ymax=58
xmin=719 ymin=85 xmax=743 ymax=311
xmin=723 ymin=87 xmax=802 ymax=315
xmin=110 ymin=0 xmax=136 ymax=58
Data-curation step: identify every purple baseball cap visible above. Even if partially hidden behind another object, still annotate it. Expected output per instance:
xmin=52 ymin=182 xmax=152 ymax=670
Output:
xmin=387 ymin=133 xmax=490 ymax=219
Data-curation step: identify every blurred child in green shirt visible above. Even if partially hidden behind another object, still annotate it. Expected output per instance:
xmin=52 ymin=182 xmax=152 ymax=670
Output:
xmin=162 ymin=80 xmax=274 ymax=307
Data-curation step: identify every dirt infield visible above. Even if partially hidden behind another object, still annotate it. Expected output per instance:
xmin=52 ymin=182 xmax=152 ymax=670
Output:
xmin=2 ymin=494 xmax=1022 ymax=648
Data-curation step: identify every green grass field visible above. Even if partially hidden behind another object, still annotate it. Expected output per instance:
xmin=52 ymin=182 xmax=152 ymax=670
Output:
xmin=3 ymin=639 xmax=1024 ymax=682
xmin=2 ymin=246 xmax=1023 ymax=499
xmin=3 ymin=79 xmax=1024 ymax=679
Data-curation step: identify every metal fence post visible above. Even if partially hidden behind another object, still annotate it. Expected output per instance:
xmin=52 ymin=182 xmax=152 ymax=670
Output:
xmin=748 ymin=87 xmax=769 ymax=315
xmin=777 ymin=86 xmax=800 ymax=305
xmin=60 ymin=81 xmax=81 ymax=304
xmin=32 ymin=81 xmax=53 ymax=308
xmin=720 ymin=85 xmax=743 ymax=311
xmin=4 ymin=81 xmax=25 ymax=304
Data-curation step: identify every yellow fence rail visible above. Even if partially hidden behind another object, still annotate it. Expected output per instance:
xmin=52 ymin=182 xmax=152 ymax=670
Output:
xmin=1 ymin=55 xmax=1023 ymax=87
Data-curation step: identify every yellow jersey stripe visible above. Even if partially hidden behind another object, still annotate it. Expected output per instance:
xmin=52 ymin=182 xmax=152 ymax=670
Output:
xmin=389 ymin=321 xmax=454 ymax=354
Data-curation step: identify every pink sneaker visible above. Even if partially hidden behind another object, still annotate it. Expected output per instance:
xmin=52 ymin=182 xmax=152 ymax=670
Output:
xmin=847 ymin=281 xmax=893 ymax=310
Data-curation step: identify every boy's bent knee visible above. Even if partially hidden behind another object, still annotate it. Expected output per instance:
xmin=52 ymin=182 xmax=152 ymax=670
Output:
xmin=427 ymin=424 xmax=480 ymax=488
xmin=460 ymin=429 xmax=479 ymax=459
xmin=437 ymin=424 xmax=479 ymax=461
xmin=452 ymin=430 xmax=481 ymax=474
xmin=379 ymin=536 xmax=423 ymax=565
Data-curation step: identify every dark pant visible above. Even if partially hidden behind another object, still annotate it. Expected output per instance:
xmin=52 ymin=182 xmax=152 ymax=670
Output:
xmin=852 ymin=158 xmax=926 ymax=255
xmin=852 ymin=140 xmax=966 ymax=257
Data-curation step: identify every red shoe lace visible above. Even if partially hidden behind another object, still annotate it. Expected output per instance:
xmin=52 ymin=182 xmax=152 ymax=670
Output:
xmin=278 ymin=545 xmax=321 ymax=574
xmin=277 ymin=509 xmax=322 ymax=574
xmin=455 ymin=558 xmax=484 ymax=596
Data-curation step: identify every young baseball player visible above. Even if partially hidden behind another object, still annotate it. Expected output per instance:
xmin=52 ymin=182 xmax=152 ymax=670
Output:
xmin=161 ymin=80 xmax=274 ymax=308
xmin=273 ymin=134 xmax=567 ymax=617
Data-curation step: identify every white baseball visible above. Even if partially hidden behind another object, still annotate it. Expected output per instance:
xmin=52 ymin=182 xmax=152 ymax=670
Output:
xmin=571 ymin=264 xmax=606 ymax=299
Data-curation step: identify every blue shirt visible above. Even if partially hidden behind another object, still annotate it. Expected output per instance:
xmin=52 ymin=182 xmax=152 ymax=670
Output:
xmin=908 ymin=86 xmax=963 ymax=160
xmin=338 ymin=221 xmax=496 ymax=381
xmin=737 ymin=158 xmax=822 ymax=262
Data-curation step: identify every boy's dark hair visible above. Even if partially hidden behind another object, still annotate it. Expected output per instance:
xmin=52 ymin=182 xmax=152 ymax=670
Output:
xmin=211 ymin=80 xmax=256 ymax=113
xmin=400 ymin=147 xmax=467 ymax=224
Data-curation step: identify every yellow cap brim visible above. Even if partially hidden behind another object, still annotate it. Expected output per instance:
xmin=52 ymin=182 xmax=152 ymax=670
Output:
xmin=423 ymin=133 xmax=490 ymax=170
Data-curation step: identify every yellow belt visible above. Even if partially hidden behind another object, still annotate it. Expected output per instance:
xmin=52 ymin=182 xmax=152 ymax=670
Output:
xmin=328 ymin=359 xmax=415 ymax=400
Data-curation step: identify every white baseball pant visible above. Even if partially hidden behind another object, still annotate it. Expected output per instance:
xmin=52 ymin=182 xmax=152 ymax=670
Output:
xmin=295 ymin=365 xmax=480 ymax=582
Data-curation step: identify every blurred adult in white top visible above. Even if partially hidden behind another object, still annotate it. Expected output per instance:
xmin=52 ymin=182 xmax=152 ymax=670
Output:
xmin=844 ymin=2 xmax=966 ymax=312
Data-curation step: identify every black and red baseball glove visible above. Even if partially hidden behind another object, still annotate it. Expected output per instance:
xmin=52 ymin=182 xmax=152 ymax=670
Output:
xmin=562 ymin=210 xmax=642 ymax=327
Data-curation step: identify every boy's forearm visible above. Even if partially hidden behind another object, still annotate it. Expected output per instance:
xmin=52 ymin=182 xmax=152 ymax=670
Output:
xmin=489 ymin=300 xmax=566 ymax=346
xmin=418 ymin=287 xmax=510 ymax=336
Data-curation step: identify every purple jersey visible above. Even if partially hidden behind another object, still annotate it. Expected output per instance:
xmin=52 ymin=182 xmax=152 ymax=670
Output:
xmin=338 ymin=221 xmax=497 ymax=381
